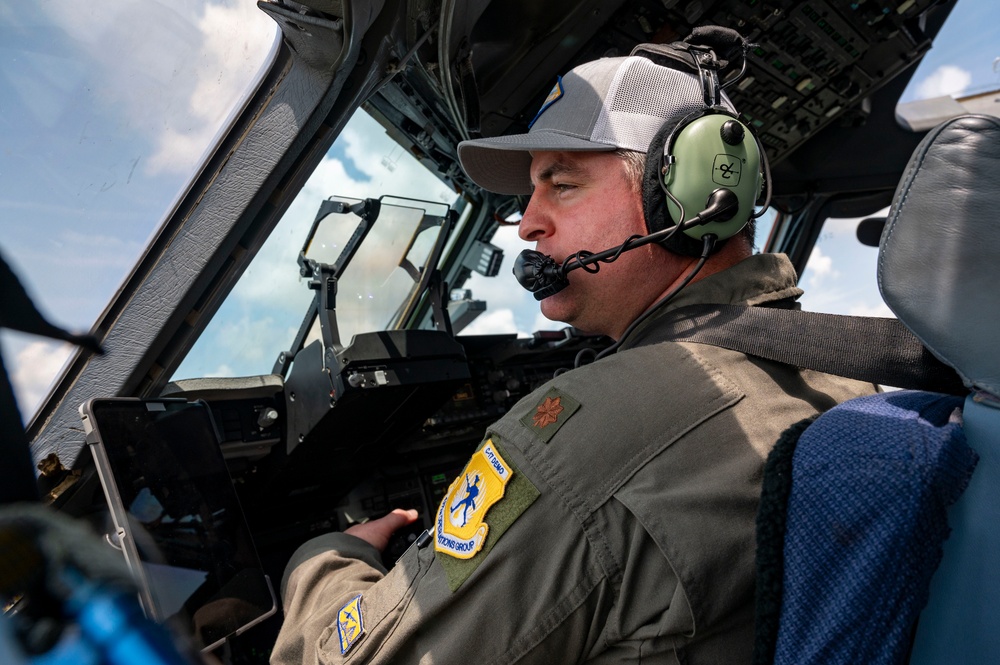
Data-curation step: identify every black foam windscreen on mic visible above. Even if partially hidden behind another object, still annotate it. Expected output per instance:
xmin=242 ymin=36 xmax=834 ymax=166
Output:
xmin=513 ymin=250 xmax=569 ymax=300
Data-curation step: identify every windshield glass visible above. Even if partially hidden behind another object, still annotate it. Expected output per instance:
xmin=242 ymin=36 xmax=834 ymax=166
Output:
xmin=799 ymin=212 xmax=889 ymax=318
xmin=0 ymin=0 xmax=278 ymax=418
xmin=898 ymin=0 xmax=997 ymax=105
xmin=304 ymin=196 xmax=452 ymax=340
xmin=172 ymin=110 xmax=459 ymax=381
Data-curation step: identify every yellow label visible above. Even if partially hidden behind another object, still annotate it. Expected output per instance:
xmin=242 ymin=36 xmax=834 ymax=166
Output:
xmin=434 ymin=440 xmax=512 ymax=559
xmin=337 ymin=594 xmax=364 ymax=655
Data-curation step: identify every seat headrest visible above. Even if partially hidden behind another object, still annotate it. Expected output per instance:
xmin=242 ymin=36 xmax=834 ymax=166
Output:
xmin=879 ymin=114 xmax=1000 ymax=397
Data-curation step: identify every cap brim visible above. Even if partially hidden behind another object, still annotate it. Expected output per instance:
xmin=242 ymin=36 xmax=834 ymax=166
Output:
xmin=458 ymin=131 xmax=616 ymax=195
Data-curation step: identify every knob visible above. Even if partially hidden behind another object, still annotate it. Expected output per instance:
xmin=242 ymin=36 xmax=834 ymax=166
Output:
xmin=257 ymin=407 xmax=279 ymax=429
xmin=720 ymin=119 xmax=745 ymax=145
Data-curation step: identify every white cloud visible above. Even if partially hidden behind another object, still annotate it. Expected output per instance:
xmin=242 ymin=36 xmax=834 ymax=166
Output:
xmin=809 ymin=247 xmax=833 ymax=276
xmin=461 ymin=309 xmax=519 ymax=335
xmin=204 ymin=363 xmax=234 ymax=378
xmin=36 ymin=1 xmax=277 ymax=176
xmin=804 ymin=245 xmax=838 ymax=290
xmin=915 ymin=65 xmax=973 ymax=100
xmin=147 ymin=2 xmax=278 ymax=173
xmin=4 ymin=338 xmax=74 ymax=419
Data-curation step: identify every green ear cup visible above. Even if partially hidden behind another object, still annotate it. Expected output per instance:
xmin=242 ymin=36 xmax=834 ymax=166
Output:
xmin=663 ymin=113 xmax=762 ymax=241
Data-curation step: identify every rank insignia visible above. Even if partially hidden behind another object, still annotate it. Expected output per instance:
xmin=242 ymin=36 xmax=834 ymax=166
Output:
xmin=435 ymin=439 xmax=512 ymax=559
xmin=520 ymin=387 xmax=581 ymax=443
xmin=336 ymin=594 xmax=364 ymax=655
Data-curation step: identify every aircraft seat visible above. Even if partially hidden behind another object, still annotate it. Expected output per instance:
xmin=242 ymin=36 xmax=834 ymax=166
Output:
xmin=889 ymin=114 xmax=1000 ymax=664
xmin=752 ymin=114 xmax=1000 ymax=665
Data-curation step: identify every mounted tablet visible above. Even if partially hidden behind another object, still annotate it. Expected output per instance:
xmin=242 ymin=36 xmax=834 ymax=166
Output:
xmin=80 ymin=397 xmax=276 ymax=652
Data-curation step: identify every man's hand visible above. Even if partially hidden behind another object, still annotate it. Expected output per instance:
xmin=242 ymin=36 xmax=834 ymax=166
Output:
xmin=344 ymin=508 xmax=419 ymax=552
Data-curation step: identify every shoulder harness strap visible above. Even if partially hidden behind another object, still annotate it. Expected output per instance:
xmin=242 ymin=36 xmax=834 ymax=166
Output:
xmin=643 ymin=304 xmax=967 ymax=395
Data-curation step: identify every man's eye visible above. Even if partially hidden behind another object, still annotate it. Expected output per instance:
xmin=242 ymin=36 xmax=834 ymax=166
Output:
xmin=554 ymin=183 xmax=575 ymax=192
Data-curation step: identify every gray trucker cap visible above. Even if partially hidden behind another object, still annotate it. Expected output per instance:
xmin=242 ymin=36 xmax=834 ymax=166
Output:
xmin=457 ymin=54 xmax=736 ymax=195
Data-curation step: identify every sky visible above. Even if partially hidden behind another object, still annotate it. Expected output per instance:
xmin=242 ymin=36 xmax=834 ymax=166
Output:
xmin=1 ymin=0 xmax=277 ymax=419
xmin=2 ymin=0 xmax=997 ymax=420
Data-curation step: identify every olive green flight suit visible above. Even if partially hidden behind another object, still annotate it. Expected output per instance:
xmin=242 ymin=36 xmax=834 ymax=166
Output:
xmin=271 ymin=253 xmax=876 ymax=664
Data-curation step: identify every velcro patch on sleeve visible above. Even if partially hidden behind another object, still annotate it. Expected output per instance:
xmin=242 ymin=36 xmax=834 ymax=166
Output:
xmin=336 ymin=594 xmax=365 ymax=655
xmin=520 ymin=387 xmax=581 ymax=443
xmin=434 ymin=438 xmax=539 ymax=591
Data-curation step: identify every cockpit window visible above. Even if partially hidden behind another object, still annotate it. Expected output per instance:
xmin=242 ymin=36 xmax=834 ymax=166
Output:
xmin=896 ymin=0 xmax=997 ymax=125
xmin=799 ymin=213 xmax=889 ymax=317
xmin=0 ymin=1 xmax=278 ymax=417
xmin=172 ymin=110 xmax=459 ymax=381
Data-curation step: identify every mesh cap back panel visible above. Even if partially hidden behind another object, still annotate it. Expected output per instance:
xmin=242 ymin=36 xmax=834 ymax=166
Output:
xmin=592 ymin=57 xmax=736 ymax=153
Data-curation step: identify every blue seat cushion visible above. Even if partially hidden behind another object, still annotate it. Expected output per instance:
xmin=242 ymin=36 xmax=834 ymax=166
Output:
xmin=755 ymin=391 xmax=978 ymax=665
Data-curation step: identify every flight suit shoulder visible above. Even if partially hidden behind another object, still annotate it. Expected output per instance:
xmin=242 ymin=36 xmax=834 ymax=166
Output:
xmin=489 ymin=340 xmax=745 ymax=521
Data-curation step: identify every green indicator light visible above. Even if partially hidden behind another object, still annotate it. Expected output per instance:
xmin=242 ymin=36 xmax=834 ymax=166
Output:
xmin=432 ymin=473 xmax=447 ymax=484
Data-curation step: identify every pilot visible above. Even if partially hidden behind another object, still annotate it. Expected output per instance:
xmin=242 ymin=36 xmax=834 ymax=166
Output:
xmin=271 ymin=30 xmax=876 ymax=665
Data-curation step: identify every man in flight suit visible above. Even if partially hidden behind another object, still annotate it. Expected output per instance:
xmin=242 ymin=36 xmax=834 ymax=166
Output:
xmin=271 ymin=35 xmax=875 ymax=665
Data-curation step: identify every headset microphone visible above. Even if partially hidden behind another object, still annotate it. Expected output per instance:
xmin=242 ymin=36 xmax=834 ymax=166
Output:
xmin=513 ymin=250 xmax=566 ymax=300
xmin=513 ymin=188 xmax=740 ymax=300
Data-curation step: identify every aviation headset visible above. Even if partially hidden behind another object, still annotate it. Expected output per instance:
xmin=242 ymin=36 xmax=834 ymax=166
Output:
xmin=635 ymin=28 xmax=770 ymax=257
xmin=511 ymin=28 xmax=772 ymax=301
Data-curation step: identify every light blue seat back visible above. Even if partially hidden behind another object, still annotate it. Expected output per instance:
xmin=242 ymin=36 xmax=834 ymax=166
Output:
xmin=879 ymin=114 xmax=1000 ymax=664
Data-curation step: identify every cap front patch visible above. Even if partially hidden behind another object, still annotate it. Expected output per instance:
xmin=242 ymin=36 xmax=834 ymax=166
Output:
xmin=336 ymin=594 xmax=365 ymax=655
xmin=435 ymin=439 xmax=512 ymax=559
xmin=528 ymin=75 xmax=564 ymax=128
xmin=520 ymin=387 xmax=581 ymax=443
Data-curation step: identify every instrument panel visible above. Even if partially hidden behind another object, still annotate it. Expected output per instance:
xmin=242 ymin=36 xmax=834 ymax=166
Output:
xmin=163 ymin=330 xmax=606 ymax=560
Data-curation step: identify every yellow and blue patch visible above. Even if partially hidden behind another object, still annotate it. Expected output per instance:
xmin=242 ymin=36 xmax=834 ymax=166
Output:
xmin=527 ymin=75 xmax=564 ymax=128
xmin=336 ymin=594 xmax=364 ymax=655
xmin=433 ymin=437 xmax=540 ymax=592
xmin=435 ymin=439 xmax=512 ymax=559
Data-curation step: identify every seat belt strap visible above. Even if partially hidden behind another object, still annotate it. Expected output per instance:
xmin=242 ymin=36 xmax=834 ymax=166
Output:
xmin=646 ymin=304 xmax=967 ymax=395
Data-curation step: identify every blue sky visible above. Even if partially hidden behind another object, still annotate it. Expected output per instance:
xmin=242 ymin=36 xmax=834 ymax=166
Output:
xmin=1 ymin=0 xmax=997 ymax=419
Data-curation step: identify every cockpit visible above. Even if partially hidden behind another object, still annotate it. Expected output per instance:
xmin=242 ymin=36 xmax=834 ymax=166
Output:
xmin=2 ymin=0 xmax=998 ymax=662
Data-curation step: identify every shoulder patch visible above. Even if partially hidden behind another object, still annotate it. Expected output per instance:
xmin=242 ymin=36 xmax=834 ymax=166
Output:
xmin=336 ymin=594 xmax=364 ymax=655
xmin=435 ymin=438 xmax=539 ymax=591
xmin=528 ymin=75 xmax=564 ymax=128
xmin=435 ymin=439 xmax=511 ymax=559
xmin=520 ymin=387 xmax=581 ymax=443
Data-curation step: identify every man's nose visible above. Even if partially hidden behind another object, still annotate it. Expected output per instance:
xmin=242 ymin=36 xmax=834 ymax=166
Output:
xmin=517 ymin=196 xmax=554 ymax=242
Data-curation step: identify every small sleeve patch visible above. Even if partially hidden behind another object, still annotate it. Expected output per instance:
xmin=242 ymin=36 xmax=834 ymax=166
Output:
xmin=434 ymin=438 xmax=539 ymax=591
xmin=520 ymin=387 xmax=581 ymax=443
xmin=336 ymin=594 xmax=365 ymax=655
